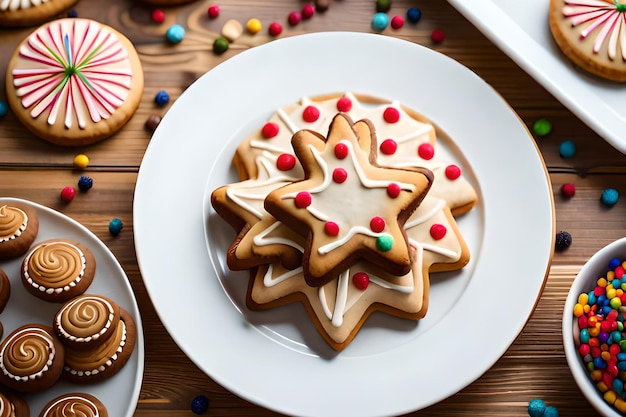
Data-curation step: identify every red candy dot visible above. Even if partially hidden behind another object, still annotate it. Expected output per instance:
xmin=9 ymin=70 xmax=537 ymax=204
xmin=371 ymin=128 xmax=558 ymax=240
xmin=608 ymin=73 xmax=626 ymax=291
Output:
xmin=390 ymin=15 xmax=404 ymax=29
xmin=294 ymin=192 xmax=312 ymax=208
xmin=151 ymin=9 xmax=165 ymax=23
xmin=207 ymin=4 xmax=220 ymax=19
xmin=276 ymin=154 xmax=296 ymax=171
xmin=616 ymin=265 xmax=625 ymax=278
xmin=383 ymin=107 xmax=400 ymax=123
xmin=430 ymin=224 xmax=447 ymax=240
xmin=417 ymin=143 xmax=435 ymax=160
xmin=352 ymin=272 xmax=370 ymax=290
xmin=336 ymin=97 xmax=352 ymax=112
xmin=370 ymin=216 xmax=386 ymax=233
xmin=301 ymin=3 xmax=315 ymax=19
xmin=380 ymin=139 xmax=397 ymax=155
xmin=324 ymin=221 xmax=340 ymax=237
xmin=334 ymin=143 xmax=349 ymax=159
xmin=302 ymin=105 xmax=320 ymax=123
xmin=332 ymin=168 xmax=348 ymax=183
xmin=431 ymin=29 xmax=445 ymax=43
xmin=261 ymin=122 xmax=279 ymax=138
xmin=387 ymin=183 xmax=401 ymax=198
xmin=268 ymin=22 xmax=283 ymax=36
xmin=60 ymin=186 xmax=75 ymax=202
xmin=445 ymin=164 xmax=461 ymax=180
xmin=288 ymin=11 xmax=302 ymax=26
xmin=561 ymin=183 xmax=576 ymax=198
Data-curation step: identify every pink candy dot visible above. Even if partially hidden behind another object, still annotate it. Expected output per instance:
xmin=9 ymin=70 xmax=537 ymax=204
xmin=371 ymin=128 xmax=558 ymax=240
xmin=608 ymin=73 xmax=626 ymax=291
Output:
xmin=391 ymin=15 xmax=404 ymax=30
xmin=352 ymin=272 xmax=369 ymax=290
xmin=261 ymin=122 xmax=279 ymax=138
xmin=269 ymin=22 xmax=283 ymax=36
xmin=302 ymin=105 xmax=320 ymax=122
xmin=417 ymin=143 xmax=434 ymax=160
xmin=445 ymin=164 xmax=461 ymax=180
xmin=324 ymin=221 xmax=340 ymax=237
xmin=332 ymin=168 xmax=348 ymax=183
xmin=370 ymin=216 xmax=385 ymax=233
xmin=288 ymin=11 xmax=302 ymax=26
xmin=387 ymin=183 xmax=400 ymax=198
xmin=276 ymin=154 xmax=296 ymax=171
xmin=383 ymin=107 xmax=400 ymax=123
xmin=336 ymin=97 xmax=352 ymax=112
xmin=207 ymin=4 xmax=220 ymax=19
xmin=302 ymin=3 xmax=315 ymax=19
xmin=334 ymin=143 xmax=349 ymax=159
xmin=430 ymin=224 xmax=447 ymax=240
xmin=294 ymin=192 xmax=312 ymax=208
xmin=380 ymin=139 xmax=397 ymax=155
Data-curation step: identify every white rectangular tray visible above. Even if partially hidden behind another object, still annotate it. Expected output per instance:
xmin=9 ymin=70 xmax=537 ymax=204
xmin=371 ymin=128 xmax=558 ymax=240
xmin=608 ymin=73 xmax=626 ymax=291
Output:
xmin=447 ymin=0 xmax=626 ymax=153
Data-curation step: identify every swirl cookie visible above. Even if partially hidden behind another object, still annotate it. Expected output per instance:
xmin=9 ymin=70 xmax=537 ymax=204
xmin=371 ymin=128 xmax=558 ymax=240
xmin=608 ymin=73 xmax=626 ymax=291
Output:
xmin=549 ymin=0 xmax=626 ymax=82
xmin=62 ymin=308 xmax=136 ymax=384
xmin=21 ymin=239 xmax=96 ymax=303
xmin=0 ymin=324 xmax=64 ymax=393
xmin=0 ymin=268 xmax=9 ymax=314
xmin=0 ymin=0 xmax=79 ymax=27
xmin=6 ymin=18 xmax=144 ymax=146
xmin=0 ymin=203 xmax=39 ymax=261
xmin=54 ymin=294 xmax=121 ymax=350
xmin=0 ymin=390 xmax=29 ymax=417
xmin=39 ymin=392 xmax=108 ymax=417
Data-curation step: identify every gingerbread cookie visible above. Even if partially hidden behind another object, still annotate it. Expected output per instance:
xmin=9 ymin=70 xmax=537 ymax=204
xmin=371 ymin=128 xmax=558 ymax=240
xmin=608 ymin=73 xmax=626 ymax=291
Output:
xmin=53 ymin=294 xmax=121 ymax=350
xmin=0 ymin=203 xmax=39 ymax=261
xmin=0 ymin=0 xmax=78 ymax=27
xmin=21 ymin=239 xmax=96 ymax=303
xmin=6 ymin=18 xmax=144 ymax=146
xmin=549 ymin=0 xmax=626 ymax=82
xmin=0 ymin=390 xmax=30 ymax=417
xmin=38 ymin=392 xmax=108 ymax=417
xmin=0 ymin=324 xmax=65 ymax=393
xmin=62 ymin=308 xmax=136 ymax=383
xmin=0 ymin=268 xmax=9 ymax=314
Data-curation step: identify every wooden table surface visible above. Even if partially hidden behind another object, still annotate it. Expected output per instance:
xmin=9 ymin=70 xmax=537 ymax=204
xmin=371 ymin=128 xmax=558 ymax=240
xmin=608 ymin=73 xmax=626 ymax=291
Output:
xmin=2 ymin=0 xmax=625 ymax=415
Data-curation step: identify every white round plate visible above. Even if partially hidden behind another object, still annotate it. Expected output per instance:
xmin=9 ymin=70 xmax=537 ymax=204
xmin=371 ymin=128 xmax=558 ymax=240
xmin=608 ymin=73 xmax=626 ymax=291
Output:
xmin=0 ymin=198 xmax=144 ymax=416
xmin=134 ymin=32 xmax=554 ymax=417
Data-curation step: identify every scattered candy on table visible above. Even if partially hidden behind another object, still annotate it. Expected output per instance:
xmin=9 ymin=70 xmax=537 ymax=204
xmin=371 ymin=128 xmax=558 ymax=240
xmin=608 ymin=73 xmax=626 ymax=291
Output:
xmin=302 ymin=3 xmax=315 ymax=19
xmin=601 ymin=188 xmax=619 ymax=207
xmin=268 ymin=21 xmax=282 ymax=36
xmin=221 ymin=19 xmax=243 ymax=41
xmin=376 ymin=0 xmax=391 ymax=13
xmin=144 ymin=115 xmax=161 ymax=133
xmin=154 ymin=90 xmax=170 ymax=106
xmin=431 ymin=29 xmax=445 ymax=44
xmin=246 ymin=18 xmax=262 ymax=34
xmin=207 ymin=4 xmax=220 ymax=19
xmin=390 ymin=15 xmax=404 ymax=30
xmin=67 ymin=10 xmax=78 ymax=18
xmin=406 ymin=7 xmax=422 ymax=23
xmin=533 ymin=118 xmax=552 ymax=137
xmin=77 ymin=175 xmax=93 ymax=192
xmin=555 ymin=230 xmax=572 ymax=251
xmin=109 ymin=218 xmax=123 ymax=236
xmin=73 ymin=154 xmax=89 ymax=170
xmin=151 ymin=9 xmax=165 ymax=24
xmin=166 ymin=24 xmax=185 ymax=44
xmin=559 ymin=140 xmax=576 ymax=158
xmin=543 ymin=406 xmax=559 ymax=417
xmin=527 ymin=398 xmax=546 ymax=417
xmin=60 ymin=186 xmax=76 ymax=202
xmin=213 ymin=37 xmax=229 ymax=54
xmin=315 ymin=0 xmax=330 ymax=12
xmin=288 ymin=11 xmax=302 ymax=26
xmin=190 ymin=395 xmax=210 ymax=414
xmin=572 ymin=257 xmax=626 ymax=414
xmin=0 ymin=101 xmax=7 ymax=118
xmin=371 ymin=12 xmax=389 ymax=31
xmin=561 ymin=183 xmax=576 ymax=198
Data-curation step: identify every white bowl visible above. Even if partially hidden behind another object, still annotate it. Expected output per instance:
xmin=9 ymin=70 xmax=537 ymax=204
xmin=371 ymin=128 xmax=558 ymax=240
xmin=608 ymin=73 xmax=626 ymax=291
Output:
xmin=563 ymin=237 xmax=626 ymax=417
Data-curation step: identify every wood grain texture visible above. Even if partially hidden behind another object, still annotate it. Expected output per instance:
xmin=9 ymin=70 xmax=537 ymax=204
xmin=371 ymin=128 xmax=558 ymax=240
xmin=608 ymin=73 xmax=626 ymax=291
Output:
xmin=0 ymin=0 xmax=623 ymax=415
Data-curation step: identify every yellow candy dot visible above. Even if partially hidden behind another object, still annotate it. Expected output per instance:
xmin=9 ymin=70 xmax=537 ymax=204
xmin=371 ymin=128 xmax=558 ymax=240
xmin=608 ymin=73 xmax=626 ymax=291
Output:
xmin=584 ymin=304 xmax=591 ymax=313
xmin=589 ymin=326 xmax=601 ymax=337
xmin=246 ymin=18 xmax=262 ymax=34
xmin=604 ymin=390 xmax=618 ymax=404
xmin=608 ymin=271 xmax=615 ymax=280
xmin=73 ymin=154 xmax=89 ymax=169
xmin=608 ymin=288 xmax=617 ymax=299
xmin=598 ymin=277 xmax=608 ymax=287
xmin=578 ymin=293 xmax=589 ymax=304
xmin=574 ymin=303 xmax=584 ymax=317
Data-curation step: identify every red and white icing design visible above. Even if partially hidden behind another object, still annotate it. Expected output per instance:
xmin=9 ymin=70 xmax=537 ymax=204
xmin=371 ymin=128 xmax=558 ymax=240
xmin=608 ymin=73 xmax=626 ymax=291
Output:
xmin=562 ymin=0 xmax=626 ymax=59
xmin=12 ymin=19 xmax=133 ymax=129
xmin=0 ymin=0 xmax=49 ymax=11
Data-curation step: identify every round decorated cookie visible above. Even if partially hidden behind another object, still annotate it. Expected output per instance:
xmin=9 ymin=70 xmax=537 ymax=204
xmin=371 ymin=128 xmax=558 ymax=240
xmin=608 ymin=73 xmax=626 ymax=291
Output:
xmin=0 ymin=0 xmax=78 ymax=27
xmin=0 ymin=324 xmax=65 ymax=393
xmin=38 ymin=392 xmax=108 ymax=417
xmin=0 ymin=390 xmax=30 ymax=417
xmin=6 ymin=18 xmax=144 ymax=146
xmin=0 ymin=203 xmax=39 ymax=261
xmin=54 ymin=294 xmax=121 ymax=350
xmin=62 ymin=308 xmax=136 ymax=384
xmin=549 ymin=0 xmax=626 ymax=82
xmin=0 ymin=268 xmax=10 ymax=314
xmin=21 ymin=239 xmax=96 ymax=303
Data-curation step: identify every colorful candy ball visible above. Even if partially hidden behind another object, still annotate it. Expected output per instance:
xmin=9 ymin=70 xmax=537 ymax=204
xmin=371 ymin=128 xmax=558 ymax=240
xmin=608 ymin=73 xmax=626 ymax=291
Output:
xmin=213 ymin=37 xmax=229 ymax=54
xmin=390 ymin=15 xmax=404 ymax=30
xmin=109 ymin=218 xmax=123 ymax=236
xmin=302 ymin=3 xmax=315 ymax=19
xmin=559 ymin=140 xmax=576 ymax=158
xmin=376 ymin=0 xmax=391 ymax=13
xmin=154 ymin=90 xmax=170 ymax=106
xmin=533 ymin=118 xmax=552 ymax=137
xmin=288 ymin=11 xmax=302 ymax=26
xmin=0 ymin=101 xmax=8 ymax=118
xmin=60 ymin=186 xmax=76 ymax=202
xmin=77 ymin=175 xmax=93 ymax=191
xmin=406 ymin=7 xmax=422 ymax=23
xmin=190 ymin=395 xmax=210 ymax=414
xmin=246 ymin=18 xmax=262 ymax=34
xmin=527 ymin=398 xmax=546 ymax=417
xmin=431 ymin=29 xmax=445 ymax=43
xmin=561 ymin=183 xmax=576 ymax=198
xmin=67 ymin=9 xmax=78 ymax=18
xmin=207 ymin=4 xmax=220 ymax=19
xmin=601 ymin=188 xmax=619 ymax=207
xmin=555 ymin=231 xmax=572 ymax=251
xmin=371 ymin=12 xmax=389 ymax=31
xmin=151 ymin=9 xmax=165 ymax=23
xmin=166 ymin=24 xmax=185 ymax=44
xmin=268 ymin=22 xmax=282 ymax=36
xmin=73 ymin=154 xmax=89 ymax=169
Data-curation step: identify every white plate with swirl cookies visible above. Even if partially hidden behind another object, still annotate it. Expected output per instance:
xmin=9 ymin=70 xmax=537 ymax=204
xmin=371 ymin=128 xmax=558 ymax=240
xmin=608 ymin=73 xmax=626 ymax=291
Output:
xmin=134 ymin=32 xmax=554 ymax=416
xmin=0 ymin=197 xmax=143 ymax=417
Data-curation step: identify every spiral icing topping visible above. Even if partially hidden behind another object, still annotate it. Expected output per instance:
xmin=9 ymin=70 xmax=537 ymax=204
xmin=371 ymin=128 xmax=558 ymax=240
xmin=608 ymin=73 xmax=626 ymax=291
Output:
xmin=56 ymin=296 xmax=116 ymax=343
xmin=64 ymin=319 xmax=127 ymax=376
xmin=0 ymin=392 xmax=15 ymax=417
xmin=0 ymin=327 xmax=55 ymax=381
xmin=23 ymin=241 xmax=86 ymax=294
xmin=0 ymin=205 xmax=28 ymax=242
xmin=0 ymin=0 xmax=49 ymax=11
xmin=41 ymin=395 xmax=100 ymax=417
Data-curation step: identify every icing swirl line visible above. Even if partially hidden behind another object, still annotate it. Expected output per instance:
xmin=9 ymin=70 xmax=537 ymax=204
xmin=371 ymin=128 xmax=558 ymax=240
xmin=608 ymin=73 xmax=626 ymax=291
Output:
xmin=0 ymin=327 xmax=55 ymax=381
xmin=41 ymin=395 xmax=100 ymax=417
xmin=23 ymin=241 xmax=87 ymax=294
xmin=0 ymin=205 xmax=28 ymax=242
xmin=56 ymin=296 xmax=116 ymax=343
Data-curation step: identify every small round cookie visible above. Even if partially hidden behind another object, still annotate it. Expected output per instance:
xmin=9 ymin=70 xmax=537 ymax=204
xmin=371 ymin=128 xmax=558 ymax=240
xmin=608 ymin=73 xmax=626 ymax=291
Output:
xmin=0 ymin=390 xmax=30 ymax=417
xmin=0 ymin=268 xmax=10 ymax=314
xmin=0 ymin=0 xmax=78 ymax=27
xmin=38 ymin=392 xmax=108 ymax=417
xmin=54 ymin=294 xmax=121 ymax=350
xmin=6 ymin=18 xmax=144 ymax=146
xmin=0 ymin=203 xmax=39 ymax=261
xmin=21 ymin=239 xmax=96 ymax=303
xmin=62 ymin=308 xmax=136 ymax=384
xmin=549 ymin=0 xmax=626 ymax=82
xmin=0 ymin=324 xmax=65 ymax=393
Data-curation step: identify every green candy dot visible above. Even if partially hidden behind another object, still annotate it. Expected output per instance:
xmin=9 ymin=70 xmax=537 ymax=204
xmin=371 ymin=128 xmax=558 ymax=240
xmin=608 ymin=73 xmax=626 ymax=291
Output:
xmin=213 ymin=37 xmax=229 ymax=55
xmin=376 ymin=235 xmax=393 ymax=252
xmin=533 ymin=118 xmax=552 ymax=137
